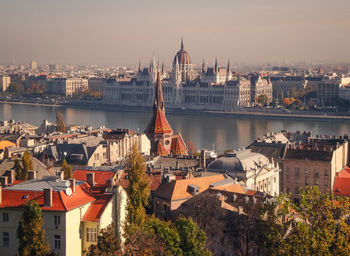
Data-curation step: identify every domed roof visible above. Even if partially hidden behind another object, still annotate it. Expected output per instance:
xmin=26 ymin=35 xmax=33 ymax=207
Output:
xmin=207 ymin=149 xmax=270 ymax=176
xmin=173 ymin=39 xmax=192 ymax=66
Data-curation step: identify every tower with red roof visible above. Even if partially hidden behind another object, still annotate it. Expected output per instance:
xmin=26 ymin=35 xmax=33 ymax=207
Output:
xmin=145 ymin=72 xmax=188 ymax=156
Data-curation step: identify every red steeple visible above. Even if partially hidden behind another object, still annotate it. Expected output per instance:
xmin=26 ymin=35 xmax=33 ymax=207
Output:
xmin=145 ymin=72 xmax=173 ymax=155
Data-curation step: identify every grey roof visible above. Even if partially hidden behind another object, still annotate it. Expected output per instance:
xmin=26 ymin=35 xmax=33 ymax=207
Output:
xmin=0 ymin=158 xmax=55 ymax=178
xmin=6 ymin=176 xmax=85 ymax=192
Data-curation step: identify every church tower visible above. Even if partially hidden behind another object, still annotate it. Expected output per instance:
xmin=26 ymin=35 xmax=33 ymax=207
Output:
xmin=145 ymin=72 xmax=174 ymax=155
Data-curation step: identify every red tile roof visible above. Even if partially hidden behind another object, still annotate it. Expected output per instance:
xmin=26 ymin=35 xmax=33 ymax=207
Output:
xmin=154 ymin=110 xmax=173 ymax=134
xmin=82 ymin=194 xmax=113 ymax=222
xmin=334 ymin=167 xmax=350 ymax=196
xmin=73 ymin=170 xmax=117 ymax=186
xmin=0 ymin=183 xmax=96 ymax=211
xmin=170 ymin=134 xmax=188 ymax=155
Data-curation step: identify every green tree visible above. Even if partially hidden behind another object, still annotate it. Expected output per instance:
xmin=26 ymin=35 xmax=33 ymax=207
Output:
xmin=13 ymin=158 xmax=23 ymax=180
xmin=259 ymin=186 xmax=350 ymax=256
xmin=175 ymin=217 xmax=212 ymax=256
xmin=56 ymin=112 xmax=66 ymax=133
xmin=86 ymin=224 xmax=121 ymax=256
xmin=147 ymin=217 xmax=182 ymax=255
xmin=61 ymin=159 xmax=72 ymax=179
xmin=6 ymin=82 xmax=25 ymax=94
xmin=126 ymin=143 xmax=150 ymax=226
xmin=256 ymin=94 xmax=268 ymax=106
xmin=17 ymin=200 xmax=52 ymax=256
xmin=20 ymin=151 xmax=33 ymax=181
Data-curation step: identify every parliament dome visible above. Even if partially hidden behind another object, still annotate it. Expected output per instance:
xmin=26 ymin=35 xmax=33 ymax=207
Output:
xmin=173 ymin=39 xmax=192 ymax=66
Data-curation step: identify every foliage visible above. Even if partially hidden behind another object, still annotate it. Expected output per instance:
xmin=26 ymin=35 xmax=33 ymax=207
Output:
xmin=126 ymin=143 xmax=150 ymax=226
xmin=86 ymin=224 xmax=121 ymax=256
xmin=146 ymin=218 xmax=182 ymax=255
xmin=60 ymin=159 xmax=72 ymax=179
xmin=13 ymin=158 xmax=23 ymax=180
xmin=17 ymin=200 xmax=52 ymax=256
xmin=26 ymin=82 xmax=46 ymax=94
xmin=6 ymin=82 xmax=25 ymax=94
xmin=15 ymin=151 xmax=33 ymax=180
xmin=259 ymin=186 xmax=350 ymax=256
xmin=56 ymin=112 xmax=66 ymax=133
xmin=186 ymin=141 xmax=197 ymax=155
xmin=175 ymin=217 xmax=212 ymax=256
xmin=256 ymin=94 xmax=268 ymax=106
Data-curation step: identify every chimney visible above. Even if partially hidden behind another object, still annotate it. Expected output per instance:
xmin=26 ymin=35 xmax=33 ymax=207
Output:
xmin=44 ymin=188 xmax=52 ymax=207
xmin=0 ymin=176 xmax=8 ymax=187
xmin=4 ymin=170 xmax=14 ymax=184
xmin=28 ymin=170 xmax=36 ymax=180
xmin=238 ymin=206 xmax=244 ymax=215
xmin=56 ymin=171 xmax=64 ymax=180
xmin=106 ymin=177 xmax=114 ymax=188
xmin=87 ymin=173 xmax=95 ymax=187
xmin=69 ymin=178 xmax=76 ymax=193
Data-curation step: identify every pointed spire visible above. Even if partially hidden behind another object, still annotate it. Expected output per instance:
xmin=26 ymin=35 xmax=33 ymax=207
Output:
xmin=138 ymin=60 xmax=141 ymax=72
xmin=227 ymin=59 xmax=231 ymax=73
xmin=161 ymin=62 xmax=164 ymax=74
xmin=154 ymin=72 xmax=164 ymax=111
xmin=180 ymin=37 xmax=184 ymax=50
xmin=202 ymin=59 xmax=206 ymax=73
xmin=215 ymin=58 xmax=218 ymax=72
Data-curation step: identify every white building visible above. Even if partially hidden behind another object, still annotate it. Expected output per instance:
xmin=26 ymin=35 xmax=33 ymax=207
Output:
xmin=0 ymin=76 xmax=11 ymax=92
xmin=0 ymin=171 xmax=127 ymax=256
xmin=46 ymin=78 xmax=88 ymax=96
xmin=207 ymin=149 xmax=281 ymax=196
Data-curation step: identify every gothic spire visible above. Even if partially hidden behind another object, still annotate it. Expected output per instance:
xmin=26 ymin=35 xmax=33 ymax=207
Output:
xmin=202 ymin=59 xmax=206 ymax=73
xmin=215 ymin=58 xmax=218 ymax=72
xmin=154 ymin=72 xmax=164 ymax=111
xmin=181 ymin=37 xmax=184 ymax=50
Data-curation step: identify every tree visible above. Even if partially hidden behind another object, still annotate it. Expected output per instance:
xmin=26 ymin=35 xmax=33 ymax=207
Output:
xmin=61 ymin=159 xmax=72 ymax=179
xmin=126 ymin=143 xmax=150 ymax=226
xmin=17 ymin=200 xmax=52 ymax=256
xmin=6 ymin=82 xmax=25 ymax=94
xmin=21 ymin=151 xmax=33 ymax=181
xmin=256 ymin=95 xmax=268 ymax=106
xmin=56 ymin=112 xmax=66 ymax=133
xmin=86 ymin=225 xmax=121 ymax=256
xmin=175 ymin=217 xmax=212 ymax=256
xmin=186 ymin=141 xmax=197 ymax=155
xmin=259 ymin=186 xmax=350 ymax=256
xmin=13 ymin=158 xmax=23 ymax=180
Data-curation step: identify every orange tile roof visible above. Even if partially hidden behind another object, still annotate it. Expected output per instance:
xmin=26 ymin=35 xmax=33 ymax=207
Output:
xmin=337 ymin=166 xmax=350 ymax=178
xmin=116 ymin=173 xmax=161 ymax=192
xmin=211 ymin=184 xmax=245 ymax=194
xmin=154 ymin=110 xmax=173 ymax=134
xmin=154 ymin=174 xmax=226 ymax=201
xmin=73 ymin=170 xmax=117 ymax=185
xmin=82 ymin=194 xmax=113 ymax=222
xmin=156 ymin=141 xmax=169 ymax=156
xmin=170 ymin=134 xmax=188 ymax=155
xmin=334 ymin=176 xmax=350 ymax=197
xmin=0 ymin=183 xmax=96 ymax=211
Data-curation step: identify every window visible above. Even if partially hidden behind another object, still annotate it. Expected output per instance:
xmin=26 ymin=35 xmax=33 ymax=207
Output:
xmin=295 ymin=168 xmax=300 ymax=176
xmin=2 ymin=213 xmax=9 ymax=222
xmin=3 ymin=232 xmax=9 ymax=247
xmin=94 ymin=154 xmax=100 ymax=160
xmin=314 ymin=169 xmax=319 ymax=176
xmin=103 ymin=152 xmax=107 ymax=159
xmin=286 ymin=167 xmax=290 ymax=173
xmin=295 ymin=175 xmax=299 ymax=184
xmin=305 ymin=168 xmax=309 ymax=175
xmin=54 ymin=216 xmax=60 ymax=226
xmin=286 ymin=175 xmax=290 ymax=184
xmin=86 ymin=228 xmax=97 ymax=242
xmin=314 ymin=177 xmax=319 ymax=185
xmin=54 ymin=235 xmax=60 ymax=250
xmin=305 ymin=177 xmax=309 ymax=185
xmin=324 ymin=178 xmax=329 ymax=186
xmin=324 ymin=170 xmax=328 ymax=176
xmin=274 ymin=177 xmax=276 ymax=183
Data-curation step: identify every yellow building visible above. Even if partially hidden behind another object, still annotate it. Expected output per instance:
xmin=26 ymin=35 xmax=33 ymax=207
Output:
xmin=0 ymin=171 xmax=127 ymax=256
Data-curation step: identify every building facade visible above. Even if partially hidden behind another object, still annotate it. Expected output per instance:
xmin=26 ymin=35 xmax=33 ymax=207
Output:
xmin=0 ymin=76 xmax=11 ymax=92
xmin=46 ymin=78 xmax=88 ymax=96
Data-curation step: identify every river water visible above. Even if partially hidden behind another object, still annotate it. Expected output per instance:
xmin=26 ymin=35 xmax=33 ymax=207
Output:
xmin=1 ymin=103 xmax=350 ymax=153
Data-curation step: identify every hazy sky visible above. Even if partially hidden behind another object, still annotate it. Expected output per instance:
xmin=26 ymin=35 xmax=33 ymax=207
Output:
xmin=0 ymin=0 xmax=349 ymax=66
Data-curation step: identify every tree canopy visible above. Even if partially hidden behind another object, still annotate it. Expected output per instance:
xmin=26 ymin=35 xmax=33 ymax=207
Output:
xmin=259 ymin=186 xmax=350 ymax=256
xmin=56 ymin=112 xmax=66 ymax=133
xmin=61 ymin=159 xmax=72 ymax=179
xmin=17 ymin=200 xmax=53 ymax=256
xmin=14 ymin=151 xmax=33 ymax=181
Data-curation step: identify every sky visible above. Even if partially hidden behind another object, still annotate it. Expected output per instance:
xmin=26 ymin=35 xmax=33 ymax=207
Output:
xmin=0 ymin=0 xmax=349 ymax=66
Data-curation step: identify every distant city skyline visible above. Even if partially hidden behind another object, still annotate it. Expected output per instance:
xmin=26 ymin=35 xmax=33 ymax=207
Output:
xmin=1 ymin=0 xmax=350 ymax=66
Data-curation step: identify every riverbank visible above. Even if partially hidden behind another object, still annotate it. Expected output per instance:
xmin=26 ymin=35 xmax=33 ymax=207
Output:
xmin=1 ymin=99 xmax=350 ymax=122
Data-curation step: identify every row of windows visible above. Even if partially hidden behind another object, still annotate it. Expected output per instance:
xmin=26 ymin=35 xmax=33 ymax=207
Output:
xmin=2 ymin=213 xmax=61 ymax=226
xmin=286 ymin=167 xmax=329 ymax=176
xmin=2 ymin=232 xmax=61 ymax=250
xmin=285 ymin=175 xmax=329 ymax=186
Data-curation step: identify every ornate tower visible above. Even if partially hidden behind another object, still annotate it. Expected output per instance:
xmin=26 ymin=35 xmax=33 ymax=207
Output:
xmin=144 ymin=72 xmax=174 ymax=155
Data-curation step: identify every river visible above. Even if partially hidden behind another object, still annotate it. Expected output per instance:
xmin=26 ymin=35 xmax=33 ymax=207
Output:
xmin=1 ymin=102 xmax=350 ymax=153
